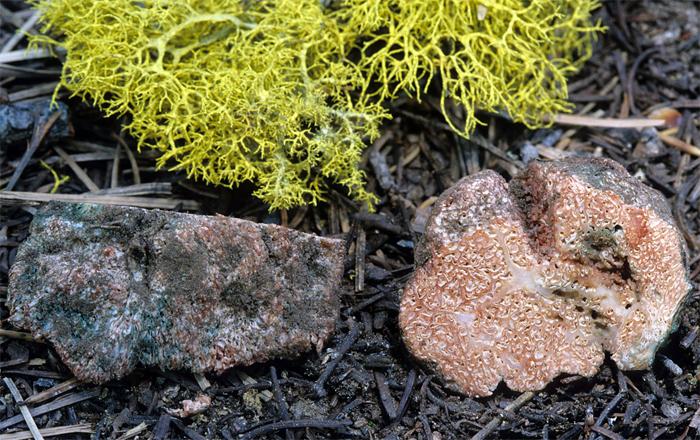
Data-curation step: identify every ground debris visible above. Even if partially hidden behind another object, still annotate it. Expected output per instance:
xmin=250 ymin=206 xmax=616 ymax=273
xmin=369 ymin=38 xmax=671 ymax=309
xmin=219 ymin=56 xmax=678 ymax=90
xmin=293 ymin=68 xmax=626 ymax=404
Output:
xmin=166 ymin=394 xmax=211 ymax=418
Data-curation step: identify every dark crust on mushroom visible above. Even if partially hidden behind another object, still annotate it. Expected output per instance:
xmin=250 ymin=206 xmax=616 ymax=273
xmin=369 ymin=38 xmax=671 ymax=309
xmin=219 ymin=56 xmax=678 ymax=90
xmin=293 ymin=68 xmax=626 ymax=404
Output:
xmin=416 ymin=170 xmax=516 ymax=266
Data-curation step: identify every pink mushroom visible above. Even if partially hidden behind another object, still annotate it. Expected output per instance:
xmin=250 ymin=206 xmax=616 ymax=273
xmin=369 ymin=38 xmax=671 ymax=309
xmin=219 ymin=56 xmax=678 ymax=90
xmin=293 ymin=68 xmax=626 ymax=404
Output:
xmin=400 ymin=158 xmax=691 ymax=397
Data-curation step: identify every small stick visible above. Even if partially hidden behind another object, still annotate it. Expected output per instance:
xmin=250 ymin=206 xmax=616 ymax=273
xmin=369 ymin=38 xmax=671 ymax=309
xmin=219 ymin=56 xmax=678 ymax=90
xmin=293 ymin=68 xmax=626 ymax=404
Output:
xmin=270 ymin=366 xmax=293 ymax=440
xmin=424 ymin=382 xmax=460 ymax=414
xmin=419 ymin=414 xmax=432 ymax=440
xmin=368 ymin=141 xmax=397 ymax=192
xmin=69 ymin=140 xmax=119 ymax=153
xmin=0 ymin=191 xmax=200 ymax=211
xmin=54 ymin=147 xmax=100 ymax=192
xmin=616 ymin=369 xmax=628 ymax=394
xmin=354 ymin=227 xmax=366 ymax=292
xmin=92 ymin=182 xmax=173 ymax=197
xmin=113 ymin=133 xmax=141 ymax=185
xmin=0 ymin=329 xmax=41 ymax=343
xmin=115 ymin=422 xmax=147 ymax=440
xmin=123 ymin=144 xmax=141 ymax=185
xmin=0 ymin=64 xmax=60 ymax=79
xmin=0 ymin=356 xmax=28 ymax=369
xmin=0 ymin=48 xmax=56 ymax=64
xmin=418 ymin=375 xmax=433 ymax=414
xmin=0 ymin=389 xmax=99 ymax=430
xmin=626 ymin=48 xmax=659 ymax=115
xmin=374 ymin=371 xmax=397 ymax=420
xmin=594 ymin=391 xmax=625 ymax=428
xmin=354 ymin=212 xmax=403 ymax=235
xmin=576 ymin=75 xmax=620 ymax=117
xmin=2 ymin=370 xmax=66 ymax=379
xmin=235 ymin=370 xmax=272 ymax=401
xmin=5 ymin=111 xmax=62 ymax=192
xmin=8 ymin=82 xmax=59 ymax=103
xmin=659 ymin=355 xmax=683 ymax=376
xmin=0 ymin=423 xmax=92 ymax=440
xmin=393 ymin=369 xmax=417 ymax=423
xmin=591 ymin=425 xmax=625 ymax=440
xmin=111 ymin=143 xmax=122 ymax=188
xmin=313 ymin=322 xmax=362 ymax=398
xmin=278 ymin=208 xmax=288 ymax=228
xmin=468 ymin=133 xmax=525 ymax=169
xmin=332 ymin=398 xmax=363 ymax=420
xmin=470 ymin=391 xmax=535 ymax=440
xmin=681 ymin=326 xmax=698 ymax=349
xmin=239 ymin=418 xmax=352 ymax=440
xmin=659 ymin=132 xmax=700 ymax=157
xmin=3 ymin=378 xmax=44 ymax=440
xmin=389 ymin=144 xmax=420 ymax=173
xmin=551 ymin=114 xmax=665 ymax=128
xmin=171 ymin=418 xmax=206 ymax=440
xmin=687 ymin=406 xmax=700 ymax=432
xmin=41 ymin=151 xmax=124 ymax=165
xmin=343 ymin=291 xmax=384 ymax=316
xmin=24 ymin=378 xmax=81 ymax=406
xmin=152 ymin=415 xmax=171 ymax=440
xmin=289 ymin=205 xmax=308 ymax=229
xmin=193 ymin=373 xmax=210 ymax=391
xmin=1 ymin=10 xmax=42 ymax=54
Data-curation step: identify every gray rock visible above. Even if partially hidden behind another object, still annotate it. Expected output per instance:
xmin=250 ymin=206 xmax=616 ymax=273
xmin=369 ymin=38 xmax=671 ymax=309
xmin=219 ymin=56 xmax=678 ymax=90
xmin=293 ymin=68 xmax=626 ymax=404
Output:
xmin=0 ymin=99 xmax=71 ymax=147
xmin=9 ymin=202 xmax=344 ymax=383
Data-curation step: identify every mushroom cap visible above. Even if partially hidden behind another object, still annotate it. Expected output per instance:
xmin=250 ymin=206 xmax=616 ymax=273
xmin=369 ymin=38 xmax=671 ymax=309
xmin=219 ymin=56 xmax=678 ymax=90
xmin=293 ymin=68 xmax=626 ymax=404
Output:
xmin=400 ymin=158 xmax=691 ymax=397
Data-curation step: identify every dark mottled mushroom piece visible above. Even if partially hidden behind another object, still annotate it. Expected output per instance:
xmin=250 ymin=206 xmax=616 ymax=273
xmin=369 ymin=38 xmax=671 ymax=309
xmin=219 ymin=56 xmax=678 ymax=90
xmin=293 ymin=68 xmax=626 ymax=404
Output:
xmin=8 ymin=202 xmax=344 ymax=383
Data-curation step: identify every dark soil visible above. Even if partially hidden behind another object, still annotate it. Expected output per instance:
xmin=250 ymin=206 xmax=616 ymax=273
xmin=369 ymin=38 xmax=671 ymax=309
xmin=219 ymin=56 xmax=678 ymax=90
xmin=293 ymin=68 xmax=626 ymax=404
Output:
xmin=1 ymin=0 xmax=699 ymax=439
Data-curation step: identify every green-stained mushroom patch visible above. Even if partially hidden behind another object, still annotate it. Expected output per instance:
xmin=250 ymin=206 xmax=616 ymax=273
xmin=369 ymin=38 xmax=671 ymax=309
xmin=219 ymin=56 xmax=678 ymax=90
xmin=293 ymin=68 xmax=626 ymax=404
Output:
xmin=8 ymin=202 xmax=345 ymax=383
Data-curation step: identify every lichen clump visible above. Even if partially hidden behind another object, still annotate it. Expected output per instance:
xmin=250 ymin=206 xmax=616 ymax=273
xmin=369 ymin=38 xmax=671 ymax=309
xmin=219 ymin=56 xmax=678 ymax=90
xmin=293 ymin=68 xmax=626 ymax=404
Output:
xmin=337 ymin=0 xmax=601 ymax=133
xmin=33 ymin=0 xmax=602 ymax=208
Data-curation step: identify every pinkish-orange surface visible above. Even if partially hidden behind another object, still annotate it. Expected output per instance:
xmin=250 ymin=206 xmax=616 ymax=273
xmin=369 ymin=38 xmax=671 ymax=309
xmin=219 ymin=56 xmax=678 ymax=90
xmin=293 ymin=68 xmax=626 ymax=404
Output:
xmin=401 ymin=158 xmax=691 ymax=397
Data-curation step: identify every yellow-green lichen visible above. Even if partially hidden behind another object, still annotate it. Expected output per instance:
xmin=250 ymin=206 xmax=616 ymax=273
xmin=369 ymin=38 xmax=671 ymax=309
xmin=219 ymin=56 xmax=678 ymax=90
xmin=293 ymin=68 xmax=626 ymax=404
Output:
xmin=32 ymin=0 xmax=602 ymax=209
xmin=34 ymin=0 xmax=387 ymax=209
xmin=336 ymin=0 xmax=603 ymax=133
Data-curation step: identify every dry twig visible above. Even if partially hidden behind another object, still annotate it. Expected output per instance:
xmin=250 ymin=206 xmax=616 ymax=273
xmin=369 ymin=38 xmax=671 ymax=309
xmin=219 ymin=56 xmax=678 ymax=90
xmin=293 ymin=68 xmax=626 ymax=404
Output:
xmin=3 ymin=378 xmax=44 ymax=440
xmin=23 ymin=378 xmax=81 ymax=406
xmin=0 ymin=424 xmax=92 ymax=440
xmin=470 ymin=391 xmax=535 ymax=440
xmin=551 ymin=114 xmax=665 ymax=128
xmin=0 ymin=191 xmax=200 ymax=211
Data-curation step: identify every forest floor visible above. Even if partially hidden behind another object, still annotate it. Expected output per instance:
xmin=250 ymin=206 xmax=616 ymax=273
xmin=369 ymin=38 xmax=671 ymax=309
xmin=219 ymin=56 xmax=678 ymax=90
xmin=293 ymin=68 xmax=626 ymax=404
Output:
xmin=1 ymin=0 xmax=699 ymax=439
